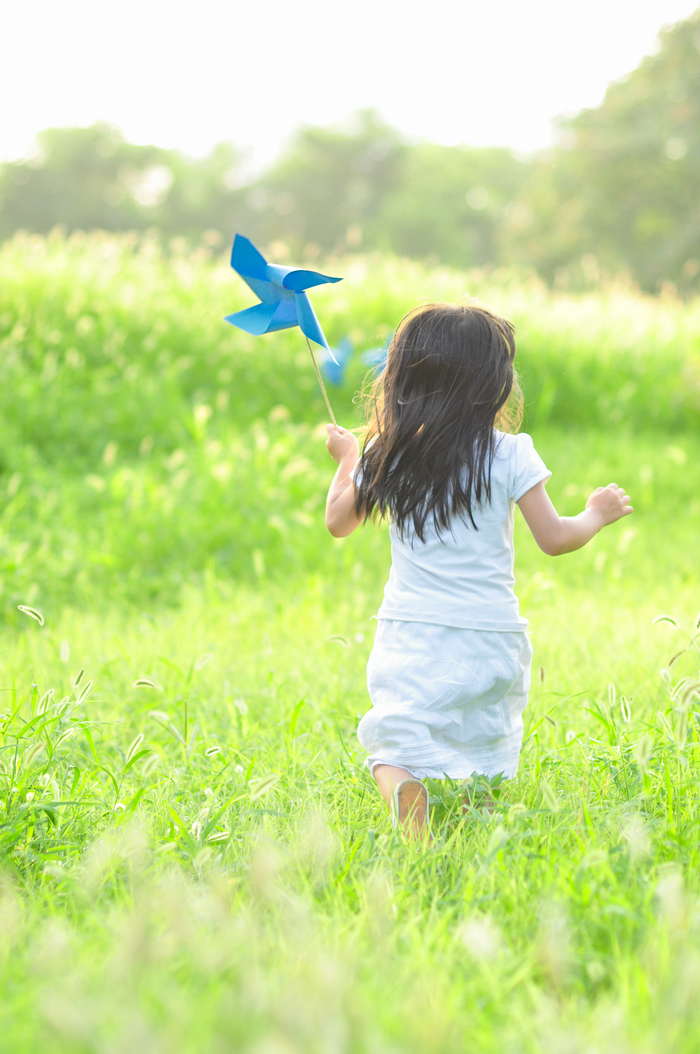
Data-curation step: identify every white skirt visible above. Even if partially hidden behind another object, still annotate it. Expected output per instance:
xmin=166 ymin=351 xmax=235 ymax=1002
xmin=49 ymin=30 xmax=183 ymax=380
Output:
xmin=358 ymin=620 xmax=533 ymax=781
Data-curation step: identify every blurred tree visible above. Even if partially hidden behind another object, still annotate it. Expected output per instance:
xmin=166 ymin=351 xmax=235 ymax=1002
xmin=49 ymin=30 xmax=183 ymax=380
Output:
xmin=245 ymin=111 xmax=530 ymax=269
xmin=0 ymin=123 xmax=248 ymax=243
xmin=245 ymin=110 xmax=406 ymax=254
xmin=5 ymin=2 xmax=700 ymax=296
xmin=376 ymin=142 xmax=530 ymax=268
xmin=507 ymin=9 xmax=700 ymax=291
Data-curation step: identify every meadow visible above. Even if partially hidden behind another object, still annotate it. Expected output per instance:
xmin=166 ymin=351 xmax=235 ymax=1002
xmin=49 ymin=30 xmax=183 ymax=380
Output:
xmin=1 ymin=231 xmax=700 ymax=1052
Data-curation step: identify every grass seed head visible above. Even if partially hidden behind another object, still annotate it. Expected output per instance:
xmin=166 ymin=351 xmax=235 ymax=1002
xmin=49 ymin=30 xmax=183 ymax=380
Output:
xmin=148 ymin=709 xmax=170 ymax=723
xmin=634 ymin=733 xmax=653 ymax=772
xmin=539 ymin=778 xmax=560 ymax=812
xmin=193 ymin=847 xmax=213 ymax=870
xmin=207 ymin=830 xmax=230 ymax=844
xmin=680 ymin=681 xmax=700 ymax=709
xmin=23 ymin=742 xmax=45 ymax=768
xmin=55 ymin=696 xmax=71 ymax=715
xmin=76 ymin=681 xmax=93 ymax=703
xmin=125 ymin=733 xmax=145 ymax=764
xmin=140 ymin=754 xmax=159 ymax=778
xmin=249 ymin=774 xmax=280 ymax=800
xmin=38 ymin=689 xmax=54 ymax=713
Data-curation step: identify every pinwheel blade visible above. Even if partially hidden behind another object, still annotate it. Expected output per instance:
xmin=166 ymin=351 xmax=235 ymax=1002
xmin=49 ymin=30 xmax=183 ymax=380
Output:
xmin=225 ymin=301 xmax=289 ymax=336
xmin=322 ymin=337 xmax=352 ymax=386
xmin=265 ymin=298 xmax=300 ymax=332
xmin=323 ymin=335 xmax=353 ymax=376
xmin=230 ymin=234 xmax=268 ymax=281
xmin=234 ymin=274 xmax=281 ymax=304
xmin=295 ymin=291 xmax=330 ymax=349
xmin=283 ymin=269 xmax=342 ymax=292
xmin=321 ymin=357 xmax=345 ymax=387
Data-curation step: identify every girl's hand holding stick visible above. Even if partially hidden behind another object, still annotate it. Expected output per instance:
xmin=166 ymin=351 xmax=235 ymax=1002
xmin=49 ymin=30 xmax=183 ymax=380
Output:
xmin=325 ymin=424 xmax=361 ymax=538
xmin=325 ymin=423 xmax=359 ymax=465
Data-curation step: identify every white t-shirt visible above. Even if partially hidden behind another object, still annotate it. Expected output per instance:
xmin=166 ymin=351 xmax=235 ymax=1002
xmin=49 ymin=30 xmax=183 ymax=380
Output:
xmin=370 ymin=431 xmax=550 ymax=631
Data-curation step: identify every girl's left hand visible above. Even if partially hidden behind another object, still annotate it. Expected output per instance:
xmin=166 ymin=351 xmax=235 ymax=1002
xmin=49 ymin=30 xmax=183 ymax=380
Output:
xmin=325 ymin=424 xmax=359 ymax=464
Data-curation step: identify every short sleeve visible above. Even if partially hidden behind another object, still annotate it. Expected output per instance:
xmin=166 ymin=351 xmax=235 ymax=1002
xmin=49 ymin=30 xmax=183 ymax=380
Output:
xmin=353 ymin=438 xmax=375 ymax=487
xmin=509 ymin=433 xmax=550 ymax=502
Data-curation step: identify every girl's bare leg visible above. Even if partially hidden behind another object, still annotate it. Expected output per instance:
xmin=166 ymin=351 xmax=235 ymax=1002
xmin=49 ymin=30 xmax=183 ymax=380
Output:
xmin=373 ymin=764 xmax=415 ymax=807
xmin=373 ymin=764 xmax=429 ymax=838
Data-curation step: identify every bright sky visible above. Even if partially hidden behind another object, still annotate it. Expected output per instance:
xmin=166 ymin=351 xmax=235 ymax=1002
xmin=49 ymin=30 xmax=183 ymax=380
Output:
xmin=3 ymin=0 xmax=698 ymax=167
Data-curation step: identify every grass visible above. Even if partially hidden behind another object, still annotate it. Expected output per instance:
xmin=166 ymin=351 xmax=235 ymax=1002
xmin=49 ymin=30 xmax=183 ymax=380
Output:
xmin=2 ymin=579 xmax=700 ymax=1052
xmin=1 ymin=232 xmax=700 ymax=1051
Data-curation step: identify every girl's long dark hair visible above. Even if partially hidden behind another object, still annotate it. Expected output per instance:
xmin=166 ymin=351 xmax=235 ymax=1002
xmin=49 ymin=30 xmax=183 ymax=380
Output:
xmin=355 ymin=302 xmax=522 ymax=541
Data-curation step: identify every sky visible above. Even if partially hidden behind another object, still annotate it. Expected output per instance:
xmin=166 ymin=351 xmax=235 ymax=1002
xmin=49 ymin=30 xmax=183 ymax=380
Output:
xmin=3 ymin=0 xmax=698 ymax=168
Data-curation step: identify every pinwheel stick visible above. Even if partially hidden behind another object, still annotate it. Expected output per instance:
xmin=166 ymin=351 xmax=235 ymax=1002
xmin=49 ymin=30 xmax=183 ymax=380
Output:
xmin=305 ymin=335 xmax=337 ymax=427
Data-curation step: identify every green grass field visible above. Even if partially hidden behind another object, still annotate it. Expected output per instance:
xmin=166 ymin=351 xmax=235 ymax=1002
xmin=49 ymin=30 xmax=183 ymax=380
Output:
xmin=1 ymin=233 xmax=700 ymax=1052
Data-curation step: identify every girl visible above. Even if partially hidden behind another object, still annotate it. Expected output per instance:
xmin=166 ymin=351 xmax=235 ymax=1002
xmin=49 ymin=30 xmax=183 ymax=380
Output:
xmin=324 ymin=303 xmax=632 ymax=836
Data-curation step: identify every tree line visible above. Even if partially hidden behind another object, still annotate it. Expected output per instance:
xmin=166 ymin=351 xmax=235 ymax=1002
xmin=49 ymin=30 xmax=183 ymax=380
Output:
xmin=1 ymin=9 xmax=699 ymax=293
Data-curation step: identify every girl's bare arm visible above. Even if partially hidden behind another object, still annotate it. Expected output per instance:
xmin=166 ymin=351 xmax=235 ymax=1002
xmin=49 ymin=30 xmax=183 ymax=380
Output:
xmin=517 ymin=480 xmax=633 ymax=556
xmin=325 ymin=425 xmax=363 ymax=537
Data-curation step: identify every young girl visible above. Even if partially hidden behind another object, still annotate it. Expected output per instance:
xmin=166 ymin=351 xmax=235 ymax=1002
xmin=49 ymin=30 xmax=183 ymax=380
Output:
xmin=324 ymin=303 xmax=632 ymax=835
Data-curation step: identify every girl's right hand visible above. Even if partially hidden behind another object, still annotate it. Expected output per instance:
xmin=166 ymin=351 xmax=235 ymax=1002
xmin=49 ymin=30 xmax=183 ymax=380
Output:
xmin=518 ymin=479 xmax=632 ymax=556
xmin=325 ymin=424 xmax=359 ymax=465
xmin=585 ymin=483 xmax=633 ymax=525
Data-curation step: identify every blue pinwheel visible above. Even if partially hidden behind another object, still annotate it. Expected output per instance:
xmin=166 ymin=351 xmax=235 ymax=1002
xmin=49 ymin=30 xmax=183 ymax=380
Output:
xmin=361 ymin=332 xmax=393 ymax=375
xmin=225 ymin=234 xmax=341 ymax=349
xmin=225 ymin=234 xmax=342 ymax=422
xmin=321 ymin=336 xmax=354 ymax=387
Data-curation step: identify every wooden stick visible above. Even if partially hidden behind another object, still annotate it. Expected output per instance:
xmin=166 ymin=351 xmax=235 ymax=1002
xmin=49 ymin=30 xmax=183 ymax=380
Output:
xmin=305 ymin=334 xmax=337 ymax=427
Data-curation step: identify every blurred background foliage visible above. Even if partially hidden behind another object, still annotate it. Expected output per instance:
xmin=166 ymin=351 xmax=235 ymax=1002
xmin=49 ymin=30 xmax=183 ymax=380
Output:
xmin=2 ymin=10 xmax=700 ymax=294
xmin=1 ymin=230 xmax=699 ymax=612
